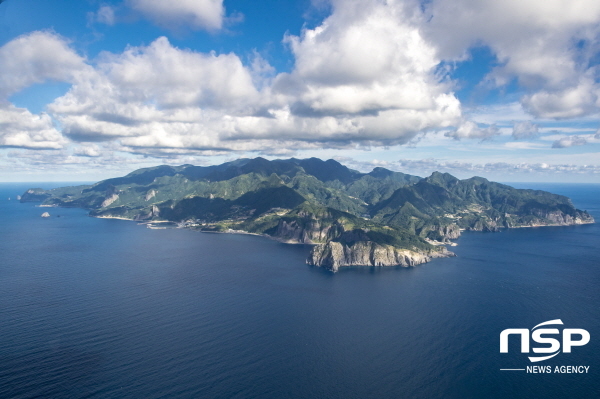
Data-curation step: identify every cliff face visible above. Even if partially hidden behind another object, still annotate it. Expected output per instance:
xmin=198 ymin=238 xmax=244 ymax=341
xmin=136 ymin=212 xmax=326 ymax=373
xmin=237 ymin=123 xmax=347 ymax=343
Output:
xmin=422 ymin=223 xmax=462 ymax=241
xmin=131 ymin=205 xmax=161 ymax=221
xmin=490 ymin=209 xmax=594 ymax=229
xmin=308 ymin=241 xmax=454 ymax=272
xmin=271 ymin=218 xmax=344 ymax=244
xmin=437 ymin=224 xmax=461 ymax=239
xmin=101 ymin=193 xmax=119 ymax=208
xmin=20 ymin=189 xmax=51 ymax=203
xmin=526 ymin=210 xmax=593 ymax=226
xmin=470 ymin=219 xmax=501 ymax=232
xmin=145 ymin=190 xmax=157 ymax=201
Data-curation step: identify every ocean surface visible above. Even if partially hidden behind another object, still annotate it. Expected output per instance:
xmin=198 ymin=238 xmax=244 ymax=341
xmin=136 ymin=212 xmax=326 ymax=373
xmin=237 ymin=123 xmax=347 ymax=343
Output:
xmin=0 ymin=182 xmax=598 ymax=399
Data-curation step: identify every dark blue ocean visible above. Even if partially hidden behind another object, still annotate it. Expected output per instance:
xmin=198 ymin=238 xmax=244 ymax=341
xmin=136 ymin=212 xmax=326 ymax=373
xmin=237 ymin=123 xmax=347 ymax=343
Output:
xmin=0 ymin=182 xmax=598 ymax=399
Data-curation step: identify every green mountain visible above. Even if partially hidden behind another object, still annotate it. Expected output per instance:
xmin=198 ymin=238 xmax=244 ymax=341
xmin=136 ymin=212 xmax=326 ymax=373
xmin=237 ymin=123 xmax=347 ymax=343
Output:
xmin=21 ymin=157 xmax=594 ymax=271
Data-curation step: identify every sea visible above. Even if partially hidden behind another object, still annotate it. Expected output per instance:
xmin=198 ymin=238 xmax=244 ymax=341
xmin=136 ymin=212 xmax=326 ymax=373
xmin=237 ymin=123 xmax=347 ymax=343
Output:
xmin=0 ymin=182 xmax=598 ymax=399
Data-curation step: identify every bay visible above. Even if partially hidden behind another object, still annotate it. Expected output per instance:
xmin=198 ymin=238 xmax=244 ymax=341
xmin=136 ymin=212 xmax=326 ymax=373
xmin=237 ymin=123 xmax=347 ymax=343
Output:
xmin=0 ymin=182 xmax=598 ymax=398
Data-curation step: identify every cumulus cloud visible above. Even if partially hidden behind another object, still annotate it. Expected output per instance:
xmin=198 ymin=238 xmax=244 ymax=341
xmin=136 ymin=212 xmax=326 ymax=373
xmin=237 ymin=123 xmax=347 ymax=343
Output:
xmin=0 ymin=103 xmax=66 ymax=149
xmin=552 ymin=135 xmax=588 ymax=148
xmin=127 ymin=0 xmax=225 ymax=31
xmin=0 ymin=31 xmax=86 ymax=98
xmin=280 ymin=0 xmax=460 ymax=119
xmin=445 ymin=121 xmax=499 ymax=140
xmin=424 ymin=0 xmax=600 ymax=118
xmin=88 ymin=37 xmax=257 ymax=111
xmin=512 ymin=120 xmax=539 ymax=139
xmin=5 ymin=1 xmax=599 ymax=164
xmin=0 ymin=31 xmax=86 ymax=150
xmin=43 ymin=0 xmax=463 ymax=155
xmin=47 ymin=37 xmax=263 ymax=146
xmin=521 ymin=77 xmax=600 ymax=119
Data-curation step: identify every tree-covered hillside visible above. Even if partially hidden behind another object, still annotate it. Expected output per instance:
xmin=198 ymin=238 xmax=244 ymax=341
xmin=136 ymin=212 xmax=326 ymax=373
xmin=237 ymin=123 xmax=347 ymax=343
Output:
xmin=21 ymin=157 xmax=594 ymax=271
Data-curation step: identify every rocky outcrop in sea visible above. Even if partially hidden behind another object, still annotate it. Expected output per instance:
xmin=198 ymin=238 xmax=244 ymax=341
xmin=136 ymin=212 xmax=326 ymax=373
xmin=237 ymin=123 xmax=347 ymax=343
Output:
xmin=307 ymin=241 xmax=454 ymax=272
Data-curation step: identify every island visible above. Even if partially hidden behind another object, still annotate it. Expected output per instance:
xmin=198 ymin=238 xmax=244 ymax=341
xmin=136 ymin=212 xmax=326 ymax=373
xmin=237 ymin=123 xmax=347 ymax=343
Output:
xmin=20 ymin=157 xmax=594 ymax=271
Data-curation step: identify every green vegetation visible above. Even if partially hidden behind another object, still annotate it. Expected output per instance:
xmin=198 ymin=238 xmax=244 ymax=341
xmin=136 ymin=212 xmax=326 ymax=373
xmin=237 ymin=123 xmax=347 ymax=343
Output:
xmin=21 ymin=157 xmax=594 ymax=256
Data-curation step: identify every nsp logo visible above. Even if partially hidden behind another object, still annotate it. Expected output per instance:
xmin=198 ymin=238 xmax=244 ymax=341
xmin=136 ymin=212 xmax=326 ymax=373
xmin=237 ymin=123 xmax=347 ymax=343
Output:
xmin=500 ymin=319 xmax=590 ymax=362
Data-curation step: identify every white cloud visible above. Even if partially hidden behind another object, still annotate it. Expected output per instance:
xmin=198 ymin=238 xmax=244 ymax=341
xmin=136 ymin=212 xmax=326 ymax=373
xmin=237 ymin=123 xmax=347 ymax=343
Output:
xmin=445 ymin=120 xmax=499 ymax=140
xmin=552 ymin=135 xmax=588 ymax=148
xmin=45 ymin=1 xmax=464 ymax=154
xmin=0 ymin=31 xmax=86 ymax=98
xmin=426 ymin=0 xmax=600 ymax=87
xmin=512 ymin=121 xmax=539 ymax=139
xmin=280 ymin=0 xmax=460 ymax=120
xmin=467 ymin=102 xmax=531 ymax=126
xmin=127 ymin=0 xmax=225 ymax=31
xmin=48 ymin=37 xmax=262 ymax=145
xmin=99 ymin=37 xmax=258 ymax=111
xmin=5 ymin=1 xmax=600 ymax=168
xmin=0 ymin=31 xmax=88 ymax=150
xmin=396 ymin=158 xmax=600 ymax=175
xmin=339 ymin=157 xmax=600 ymax=178
xmin=0 ymin=103 xmax=66 ymax=149
xmin=0 ymin=32 xmax=84 ymax=151
xmin=425 ymin=0 xmax=600 ymax=118
xmin=91 ymin=5 xmax=116 ymax=26
xmin=73 ymin=144 xmax=102 ymax=157
xmin=521 ymin=77 xmax=599 ymax=119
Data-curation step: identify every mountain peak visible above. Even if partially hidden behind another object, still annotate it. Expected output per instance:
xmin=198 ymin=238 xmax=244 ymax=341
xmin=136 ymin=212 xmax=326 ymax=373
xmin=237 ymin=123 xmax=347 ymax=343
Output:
xmin=368 ymin=167 xmax=394 ymax=178
xmin=425 ymin=171 xmax=459 ymax=188
xmin=296 ymin=158 xmax=361 ymax=183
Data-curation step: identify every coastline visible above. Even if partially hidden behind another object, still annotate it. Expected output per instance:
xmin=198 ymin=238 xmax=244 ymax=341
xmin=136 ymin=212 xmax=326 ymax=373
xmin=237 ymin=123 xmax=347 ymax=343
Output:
xmin=195 ymin=228 xmax=316 ymax=246
xmin=91 ymin=213 xmax=316 ymax=245
xmin=509 ymin=220 xmax=595 ymax=228
xmin=32 ymin=204 xmax=596 ymax=271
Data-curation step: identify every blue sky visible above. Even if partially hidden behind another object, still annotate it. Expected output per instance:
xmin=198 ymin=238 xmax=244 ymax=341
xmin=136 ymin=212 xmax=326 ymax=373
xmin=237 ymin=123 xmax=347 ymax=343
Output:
xmin=0 ymin=0 xmax=599 ymax=182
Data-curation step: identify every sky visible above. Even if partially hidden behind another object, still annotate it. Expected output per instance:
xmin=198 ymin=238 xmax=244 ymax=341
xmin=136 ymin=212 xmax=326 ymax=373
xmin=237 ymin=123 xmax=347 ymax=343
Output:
xmin=0 ymin=0 xmax=599 ymax=183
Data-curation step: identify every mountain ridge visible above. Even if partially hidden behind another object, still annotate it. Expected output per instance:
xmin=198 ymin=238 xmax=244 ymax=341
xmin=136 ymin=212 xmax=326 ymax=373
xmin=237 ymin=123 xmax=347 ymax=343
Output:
xmin=21 ymin=157 xmax=594 ymax=271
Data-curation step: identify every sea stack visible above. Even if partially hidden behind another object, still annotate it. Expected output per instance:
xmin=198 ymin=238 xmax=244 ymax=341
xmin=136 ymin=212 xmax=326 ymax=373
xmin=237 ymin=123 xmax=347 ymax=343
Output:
xmin=41 ymin=212 xmax=50 ymax=218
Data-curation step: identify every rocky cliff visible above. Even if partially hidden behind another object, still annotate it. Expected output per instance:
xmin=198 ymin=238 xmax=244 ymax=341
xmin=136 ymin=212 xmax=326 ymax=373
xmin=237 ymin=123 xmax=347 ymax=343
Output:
xmin=421 ymin=223 xmax=462 ymax=241
xmin=271 ymin=218 xmax=345 ymax=244
xmin=512 ymin=210 xmax=594 ymax=227
xmin=21 ymin=189 xmax=52 ymax=202
xmin=308 ymin=241 xmax=454 ymax=272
